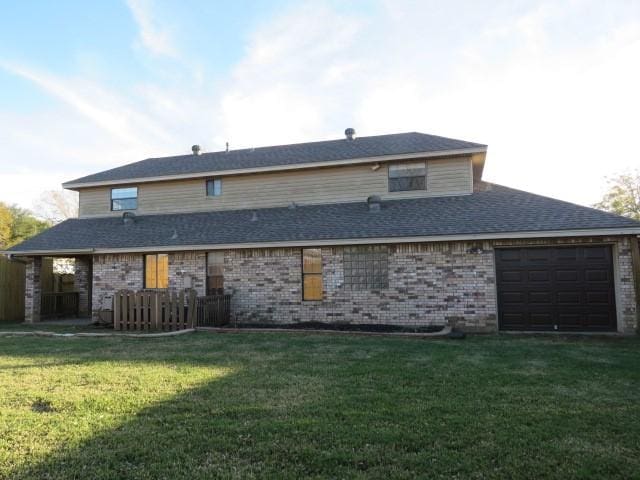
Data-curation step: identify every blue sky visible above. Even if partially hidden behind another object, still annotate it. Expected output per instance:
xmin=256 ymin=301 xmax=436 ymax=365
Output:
xmin=1 ymin=0 xmax=639 ymax=211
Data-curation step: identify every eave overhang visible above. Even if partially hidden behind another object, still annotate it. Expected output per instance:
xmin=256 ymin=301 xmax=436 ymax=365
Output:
xmin=4 ymin=227 xmax=639 ymax=257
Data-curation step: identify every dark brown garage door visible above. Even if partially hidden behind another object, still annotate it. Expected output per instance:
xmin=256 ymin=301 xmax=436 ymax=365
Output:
xmin=496 ymin=245 xmax=617 ymax=331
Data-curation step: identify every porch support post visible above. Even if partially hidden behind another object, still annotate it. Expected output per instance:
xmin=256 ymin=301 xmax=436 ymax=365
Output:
xmin=25 ymin=257 xmax=42 ymax=323
xmin=74 ymin=256 xmax=92 ymax=316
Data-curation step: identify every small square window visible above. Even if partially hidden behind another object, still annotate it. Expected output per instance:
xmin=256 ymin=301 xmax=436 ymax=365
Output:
xmin=206 ymin=178 xmax=222 ymax=197
xmin=111 ymin=187 xmax=137 ymax=211
xmin=343 ymin=246 xmax=389 ymax=290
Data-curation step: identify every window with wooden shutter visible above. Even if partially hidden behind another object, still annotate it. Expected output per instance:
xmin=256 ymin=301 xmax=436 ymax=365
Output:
xmin=302 ymin=248 xmax=323 ymax=301
xmin=145 ymin=253 xmax=169 ymax=289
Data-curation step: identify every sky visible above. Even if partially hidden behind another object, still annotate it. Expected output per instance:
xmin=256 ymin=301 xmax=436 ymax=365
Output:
xmin=0 ymin=0 xmax=639 ymax=212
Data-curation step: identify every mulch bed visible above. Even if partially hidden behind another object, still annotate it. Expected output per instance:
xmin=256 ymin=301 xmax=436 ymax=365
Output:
xmin=228 ymin=321 xmax=445 ymax=334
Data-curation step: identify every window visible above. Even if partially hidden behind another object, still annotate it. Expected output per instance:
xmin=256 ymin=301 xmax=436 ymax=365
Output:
xmin=206 ymin=178 xmax=222 ymax=197
xmin=388 ymin=161 xmax=426 ymax=192
xmin=206 ymin=251 xmax=224 ymax=295
xmin=302 ymin=248 xmax=323 ymax=300
xmin=111 ymin=187 xmax=138 ymax=211
xmin=145 ymin=254 xmax=168 ymax=289
xmin=343 ymin=245 xmax=389 ymax=290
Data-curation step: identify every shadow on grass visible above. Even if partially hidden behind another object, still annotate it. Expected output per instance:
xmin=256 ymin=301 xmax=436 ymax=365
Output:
xmin=4 ymin=333 xmax=640 ymax=479
xmin=12 ymin=370 xmax=274 ymax=479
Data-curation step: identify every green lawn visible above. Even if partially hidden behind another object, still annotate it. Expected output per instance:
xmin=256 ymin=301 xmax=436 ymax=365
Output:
xmin=0 ymin=331 xmax=639 ymax=479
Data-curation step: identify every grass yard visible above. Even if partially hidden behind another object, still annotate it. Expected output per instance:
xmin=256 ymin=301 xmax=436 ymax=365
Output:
xmin=0 ymin=331 xmax=639 ymax=479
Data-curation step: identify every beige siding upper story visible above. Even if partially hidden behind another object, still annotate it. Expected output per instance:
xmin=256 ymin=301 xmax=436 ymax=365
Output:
xmin=78 ymin=155 xmax=472 ymax=217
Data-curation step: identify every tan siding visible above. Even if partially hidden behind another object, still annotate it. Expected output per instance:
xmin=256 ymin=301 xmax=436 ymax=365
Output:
xmin=78 ymin=156 xmax=472 ymax=217
xmin=79 ymin=187 xmax=111 ymax=217
xmin=427 ymin=157 xmax=473 ymax=195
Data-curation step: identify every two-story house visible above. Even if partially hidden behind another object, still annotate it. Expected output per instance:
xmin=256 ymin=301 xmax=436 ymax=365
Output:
xmin=5 ymin=130 xmax=640 ymax=332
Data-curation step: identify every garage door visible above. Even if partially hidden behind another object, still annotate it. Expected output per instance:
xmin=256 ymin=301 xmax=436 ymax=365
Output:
xmin=496 ymin=245 xmax=617 ymax=331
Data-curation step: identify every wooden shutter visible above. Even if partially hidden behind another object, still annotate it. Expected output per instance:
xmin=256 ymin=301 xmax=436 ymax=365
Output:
xmin=157 ymin=254 xmax=169 ymax=289
xmin=145 ymin=255 xmax=157 ymax=289
xmin=302 ymin=249 xmax=323 ymax=300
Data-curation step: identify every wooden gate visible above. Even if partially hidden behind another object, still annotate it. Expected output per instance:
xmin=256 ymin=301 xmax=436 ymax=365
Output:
xmin=113 ymin=289 xmax=197 ymax=331
xmin=196 ymin=294 xmax=232 ymax=327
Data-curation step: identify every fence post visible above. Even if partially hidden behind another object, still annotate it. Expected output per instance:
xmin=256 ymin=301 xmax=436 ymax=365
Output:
xmin=187 ymin=290 xmax=196 ymax=328
xmin=113 ymin=292 xmax=120 ymax=330
xmin=150 ymin=292 xmax=158 ymax=330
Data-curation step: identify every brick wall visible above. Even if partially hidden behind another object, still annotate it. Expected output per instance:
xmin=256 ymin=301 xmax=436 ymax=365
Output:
xmin=91 ymin=252 xmax=206 ymax=317
xmin=24 ymin=257 xmax=42 ymax=323
xmin=92 ymin=254 xmax=143 ymax=317
xmin=85 ymin=235 xmax=638 ymax=333
xmin=74 ymin=256 xmax=91 ymax=315
xmin=168 ymin=251 xmax=206 ymax=296
xmin=225 ymin=242 xmax=497 ymax=331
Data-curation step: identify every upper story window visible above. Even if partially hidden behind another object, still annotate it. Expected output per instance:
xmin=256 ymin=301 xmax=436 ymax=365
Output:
xmin=206 ymin=178 xmax=222 ymax=197
xmin=388 ymin=161 xmax=426 ymax=192
xmin=111 ymin=187 xmax=138 ymax=211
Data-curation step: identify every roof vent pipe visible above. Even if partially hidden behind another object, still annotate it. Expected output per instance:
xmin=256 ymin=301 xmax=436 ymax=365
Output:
xmin=345 ymin=128 xmax=356 ymax=140
xmin=367 ymin=195 xmax=381 ymax=212
xmin=192 ymin=145 xmax=201 ymax=155
xmin=122 ymin=212 xmax=136 ymax=225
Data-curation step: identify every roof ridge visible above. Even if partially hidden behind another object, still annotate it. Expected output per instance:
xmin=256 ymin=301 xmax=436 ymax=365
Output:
xmin=64 ymin=131 xmax=487 ymax=186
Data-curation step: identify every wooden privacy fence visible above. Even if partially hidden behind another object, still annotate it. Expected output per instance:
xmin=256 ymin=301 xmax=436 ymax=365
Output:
xmin=196 ymin=294 xmax=232 ymax=327
xmin=113 ymin=289 xmax=197 ymax=331
xmin=0 ymin=256 xmax=25 ymax=322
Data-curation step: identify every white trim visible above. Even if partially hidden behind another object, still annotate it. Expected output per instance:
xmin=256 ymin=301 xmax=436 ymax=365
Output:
xmin=62 ymin=147 xmax=487 ymax=189
xmin=4 ymin=228 xmax=640 ymax=256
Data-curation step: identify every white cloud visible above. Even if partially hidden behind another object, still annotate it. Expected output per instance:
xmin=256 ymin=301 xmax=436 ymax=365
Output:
xmin=2 ymin=0 xmax=640 ymax=213
xmin=213 ymin=0 xmax=640 ymax=206
xmin=125 ymin=0 xmax=178 ymax=58
xmin=0 ymin=61 xmax=173 ymax=149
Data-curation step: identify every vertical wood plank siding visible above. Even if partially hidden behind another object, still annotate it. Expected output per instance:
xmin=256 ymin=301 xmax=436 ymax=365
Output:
xmin=78 ymin=156 xmax=472 ymax=217
xmin=0 ymin=257 xmax=25 ymax=321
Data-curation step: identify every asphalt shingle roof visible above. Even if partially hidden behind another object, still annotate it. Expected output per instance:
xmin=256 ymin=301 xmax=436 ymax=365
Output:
xmin=8 ymin=184 xmax=640 ymax=253
xmin=64 ymin=132 xmax=485 ymax=185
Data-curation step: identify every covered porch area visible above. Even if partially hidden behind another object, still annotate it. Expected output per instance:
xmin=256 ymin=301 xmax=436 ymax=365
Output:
xmin=23 ymin=255 xmax=93 ymax=323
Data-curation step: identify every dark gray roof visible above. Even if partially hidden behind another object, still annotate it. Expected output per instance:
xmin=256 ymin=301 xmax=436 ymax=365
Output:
xmin=8 ymin=184 xmax=640 ymax=253
xmin=64 ymin=132 xmax=485 ymax=185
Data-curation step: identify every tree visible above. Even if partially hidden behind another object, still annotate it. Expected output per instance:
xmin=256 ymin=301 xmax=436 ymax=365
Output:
xmin=0 ymin=202 xmax=51 ymax=249
xmin=594 ymin=170 xmax=640 ymax=220
xmin=0 ymin=203 xmax=12 ymax=248
xmin=34 ymin=189 xmax=79 ymax=224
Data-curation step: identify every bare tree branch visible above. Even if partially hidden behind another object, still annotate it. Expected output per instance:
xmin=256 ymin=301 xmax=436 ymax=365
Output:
xmin=34 ymin=190 xmax=79 ymax=224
